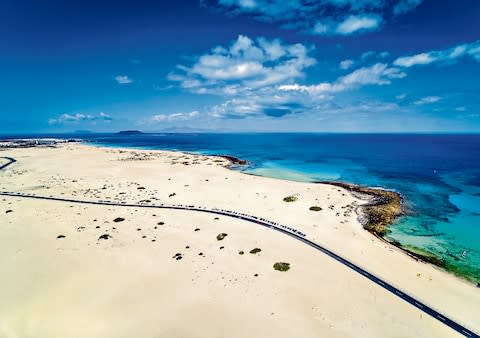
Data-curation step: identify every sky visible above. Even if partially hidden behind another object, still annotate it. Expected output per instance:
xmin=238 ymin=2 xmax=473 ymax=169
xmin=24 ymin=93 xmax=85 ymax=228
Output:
xmin=0 ymin=0 xmax=479 ymax=133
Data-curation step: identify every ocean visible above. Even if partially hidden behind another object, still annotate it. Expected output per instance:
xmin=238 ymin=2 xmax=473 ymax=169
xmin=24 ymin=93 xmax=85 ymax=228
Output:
xmin=4 ymin=132 xmax=480 ymax=283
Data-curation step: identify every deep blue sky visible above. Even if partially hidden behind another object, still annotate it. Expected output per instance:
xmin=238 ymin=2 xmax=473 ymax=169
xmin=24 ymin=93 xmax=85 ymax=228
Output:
xmin=1 ymin=0 xmax=479 ymax=133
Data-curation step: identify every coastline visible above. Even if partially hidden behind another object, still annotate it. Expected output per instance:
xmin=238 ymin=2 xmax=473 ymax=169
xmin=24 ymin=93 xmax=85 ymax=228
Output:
xmin=1 ymin=142 xmax=479 ymax=337
xmin=0 ymin=138 xmax=471 ymax=280
xmin=319 ymin=181 xmax=449 ymax=270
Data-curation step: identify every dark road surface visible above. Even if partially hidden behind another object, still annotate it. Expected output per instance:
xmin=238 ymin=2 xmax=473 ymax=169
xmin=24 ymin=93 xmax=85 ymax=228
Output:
xmin=0 ymin=156 xmax=478 ymax=338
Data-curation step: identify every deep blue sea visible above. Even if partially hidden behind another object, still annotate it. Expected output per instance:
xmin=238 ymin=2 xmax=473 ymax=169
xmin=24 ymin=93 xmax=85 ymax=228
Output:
xmin=4 ymin=133 xmax=480 ymax=282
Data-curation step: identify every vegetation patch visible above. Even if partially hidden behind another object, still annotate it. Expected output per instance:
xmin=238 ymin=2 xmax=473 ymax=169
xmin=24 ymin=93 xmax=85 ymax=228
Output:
xmin=309 ymin=206 xmax=322 ymax=211
xmin=216 ymin=233 xmax=228 ymax=241
xmin=98 ymin=234 xmax=112 ymax=240
xmin=56 ymin=235 xmax=66 ymax=239
xmin=273 ymin=262 xmax=290 ymax=271
xmin=249 ymin=248 xmax=262 ymax=254
xmin=283 ymin=195 xmax=298 ymax=202
xmin=238 ymin=251 xmax=244 ymax=255
xmin=113 ymin=217 xmax=125 ymax=223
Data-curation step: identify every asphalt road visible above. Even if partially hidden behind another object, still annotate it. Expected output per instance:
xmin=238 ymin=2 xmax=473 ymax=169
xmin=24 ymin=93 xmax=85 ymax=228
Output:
xmin=0 ymin=157 xmax=16 ymax=170
xmin=0 ymin=156 xmax=478 ymax=338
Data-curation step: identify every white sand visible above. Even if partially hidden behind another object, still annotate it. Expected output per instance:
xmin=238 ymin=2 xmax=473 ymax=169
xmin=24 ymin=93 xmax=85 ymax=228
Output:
xmin=0 ymin=144 xmax=478 ymax=338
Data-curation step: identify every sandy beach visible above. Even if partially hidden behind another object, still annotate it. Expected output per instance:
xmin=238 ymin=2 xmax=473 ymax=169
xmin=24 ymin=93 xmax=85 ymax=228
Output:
xmin=0 ymin=143 xmax=478 ymax=338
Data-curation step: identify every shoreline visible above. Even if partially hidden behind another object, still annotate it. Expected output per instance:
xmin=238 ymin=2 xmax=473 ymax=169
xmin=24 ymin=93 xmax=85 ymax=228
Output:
xmin=316 ymin=181 xmax=450 ymax=271
xmin=206 ymin=150 xmax=475 ymax=285
xmin=1 ymin=139 xmax=470 ymax=282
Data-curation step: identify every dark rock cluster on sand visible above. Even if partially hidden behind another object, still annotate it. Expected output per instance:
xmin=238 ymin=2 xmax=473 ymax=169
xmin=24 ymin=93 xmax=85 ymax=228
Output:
xmin=320 ymin=181 xmax=448 ymax=268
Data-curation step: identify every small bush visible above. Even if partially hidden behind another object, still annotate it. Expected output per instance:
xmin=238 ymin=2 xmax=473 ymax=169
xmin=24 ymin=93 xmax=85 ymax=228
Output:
xmin=217 ymin=233 xmax=228 ymax=241
xmin=283 ymin=195 xmax=298 ymax=202
xmin=249 ymin=248 xmax=261 ymax=254
xmin=273 ymin=262 xmax=290 ymax=271
xmin=309 ymin=206 xmax=322 ymax=211
xmin=113 ymin=217 xmax=125 ymax=222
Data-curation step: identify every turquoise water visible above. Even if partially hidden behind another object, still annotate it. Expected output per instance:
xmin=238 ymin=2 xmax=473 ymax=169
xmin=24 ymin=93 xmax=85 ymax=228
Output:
xmin=3 ymin=132 xmax=479 ymax=283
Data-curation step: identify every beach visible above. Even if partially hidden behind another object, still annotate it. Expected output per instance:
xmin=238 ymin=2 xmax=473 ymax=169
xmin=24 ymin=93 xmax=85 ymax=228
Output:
xmin=0 ymin=143 xmax=478 ymax=338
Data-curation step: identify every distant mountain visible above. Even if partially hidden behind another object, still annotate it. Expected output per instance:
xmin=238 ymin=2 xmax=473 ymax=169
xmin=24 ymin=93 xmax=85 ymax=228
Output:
xmin=116 ymin=130 xmax=144 ymax=135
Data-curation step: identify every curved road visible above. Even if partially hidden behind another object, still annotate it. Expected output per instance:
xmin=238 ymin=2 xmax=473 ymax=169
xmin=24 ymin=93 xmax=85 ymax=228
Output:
xmin=0 ymin=157 xmax=16 ymax=170
xmin=0 ymin=157 xmax=478 ymax=338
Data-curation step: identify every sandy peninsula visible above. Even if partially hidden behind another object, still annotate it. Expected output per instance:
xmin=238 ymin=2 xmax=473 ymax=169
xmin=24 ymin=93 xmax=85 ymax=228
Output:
xmin=0 ymin=143 xmax=478 ymax=338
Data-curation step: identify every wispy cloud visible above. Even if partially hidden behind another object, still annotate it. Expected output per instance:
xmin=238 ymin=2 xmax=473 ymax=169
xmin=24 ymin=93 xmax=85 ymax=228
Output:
xmin=115 ymin=75 xmax=133 ymax=84
xmin=393 ymin=0 xmax=422 ymax=15
xmin=413 ymin=96 xmax=442 ymax=105
xmin=393 ymin=40 xmax=480 ymax=67
xmin=335 ymin=14 xmax=382 ymax=35
xmin=151 ymin=111 xmax=199 ymax=122
xmin=205 ymin=0 xmax=422 ymax=36
xmin=279 ymin=63 xmax=406 ymax=95
xmin=339 ymin=59 xmax=355 ymax=70
xmin=49 ymin=112 xmax=112 ymax=124
xmin=339 ymin=50 xmax=390 ymax=70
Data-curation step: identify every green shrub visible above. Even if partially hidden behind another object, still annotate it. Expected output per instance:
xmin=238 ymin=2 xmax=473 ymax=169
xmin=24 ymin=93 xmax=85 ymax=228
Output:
xmin=283 ymin=195 xmax=298 ymax=202
xmin=273 ymin=262 xmax=290 ymax=271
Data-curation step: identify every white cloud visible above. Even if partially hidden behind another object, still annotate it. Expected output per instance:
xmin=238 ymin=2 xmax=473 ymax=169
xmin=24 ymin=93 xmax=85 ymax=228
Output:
xmin=393 ymin=40 xmax=480 ymax=68
xmin=393 ymin=0 xmax=423 ymax=15
xmin=168 ymin=35 xmax=478 ymax=121
xmin=49 ymin=112 xmax=112 ymax=125
xmin=169 ymin=35 xmax=316 ymax=93
xmin=361 ymin=51 xmax=376 ymax=60
xmin=393 ymin=53 xmax=435 ymax=67
xmin=339 ymin=59 xmax=355 ymax=70
xmin=335 ymin=15 xmax=382 ymax=35
xmin=413 ymin=96 xmax=442 ymax=105
xmin=279 ymin=63 xmax=406 ymax=95
xmin=151 ymin=111 xmax=199 ymax=122
xmin=455 ymin=106 xmax=466 ymax=112
xmin=115 ymin=75 xmax=133 ymax=84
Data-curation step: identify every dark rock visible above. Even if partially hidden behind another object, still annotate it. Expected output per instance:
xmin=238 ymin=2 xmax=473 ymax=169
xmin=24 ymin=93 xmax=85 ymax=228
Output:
xmin=216 ymin=233 xmax=228 ymax=241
